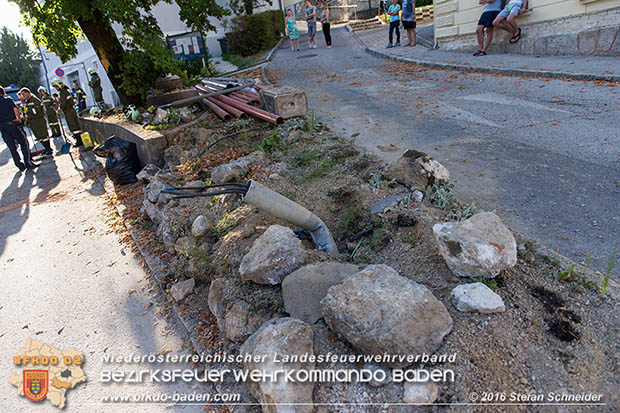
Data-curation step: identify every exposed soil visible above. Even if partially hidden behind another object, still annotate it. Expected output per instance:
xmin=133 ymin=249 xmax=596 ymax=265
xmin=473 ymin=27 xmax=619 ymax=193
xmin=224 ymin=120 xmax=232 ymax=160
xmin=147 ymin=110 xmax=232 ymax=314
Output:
xmin=101 ymin=107 xmax=620 ymax=412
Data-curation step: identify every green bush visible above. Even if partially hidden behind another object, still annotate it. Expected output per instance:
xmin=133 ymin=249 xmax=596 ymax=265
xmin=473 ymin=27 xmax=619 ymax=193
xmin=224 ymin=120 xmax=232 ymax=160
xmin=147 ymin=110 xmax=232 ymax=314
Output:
xmin=226 ymin=10 xmax=284 ymax=56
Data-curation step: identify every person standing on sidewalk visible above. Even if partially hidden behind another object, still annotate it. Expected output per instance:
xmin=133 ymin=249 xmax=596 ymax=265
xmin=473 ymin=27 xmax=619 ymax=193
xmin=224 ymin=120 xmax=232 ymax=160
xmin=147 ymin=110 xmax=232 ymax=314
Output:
xmin=320 ymin=2 xmax=332 ymax=48
xmin=286 ymin=8 xmax=301 ymax=52
xmin=0 ymin=86 xmax=37 ymax=171
xmin=52 ymin=79 xmax=83 ymax=147
xmin=386 ymin=0 xmax=401 ymax=48
xmin=305 ymin=0 xmax=317 ymax=49
xmin=88 ymin=68 xmax=105 ymax=110
xmin=19 ymin=88 xmax=53 ymax=156
xmin=38 ymin=87 xmax=62 ymax=139
xmin=493 ymin=0 xmax=527 ymax=44
xmin=474 ymin=0 xmax=503 ymax=56
xmin=402 ymin=0 xmax=416 ymax=47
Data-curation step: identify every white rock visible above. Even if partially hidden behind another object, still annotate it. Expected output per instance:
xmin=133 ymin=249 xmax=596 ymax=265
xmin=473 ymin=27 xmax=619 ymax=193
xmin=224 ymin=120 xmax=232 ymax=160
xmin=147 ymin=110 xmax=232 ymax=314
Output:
xmin=403 ymin=381 xmax=438 ymax=404
xmin=191 ymin=215 xmax=212 ymax=238
xmin=321 ymin=264 xmax=453 ymax=368
xmin=240 ymin=318 xmax=315 ymax=413
xmin=239 ymin=225 xmax=306 ymax=285
xmin=136 ymin=164 xmax=160 ymax=183
xmin=451 ymin=283 xmax=506 ymax=313
xmin=210 ymin=151 xmax=266 ymax=183
xmin=282 ymin=262 xmax=359 ymax=324
xmin=384 ymin=149 xmax=450 ymax=190
xmin=433 ymin=212 xmax=517 ymax=278
xmin=169 ymin=278 xmax=195 ymax=301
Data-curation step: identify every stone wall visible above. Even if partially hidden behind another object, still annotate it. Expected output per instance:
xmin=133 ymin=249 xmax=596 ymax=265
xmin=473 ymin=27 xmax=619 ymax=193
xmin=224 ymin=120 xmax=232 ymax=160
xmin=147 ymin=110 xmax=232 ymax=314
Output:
xmin=79 ymin=117 xmax=168 ymax=168
xmin=434 ymin=1 xmax=620 ymax=57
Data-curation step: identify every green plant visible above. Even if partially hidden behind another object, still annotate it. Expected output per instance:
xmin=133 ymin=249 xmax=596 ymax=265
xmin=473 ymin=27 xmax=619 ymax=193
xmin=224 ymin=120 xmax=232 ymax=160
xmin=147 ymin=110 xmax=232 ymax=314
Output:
xmin=403 ymin=229 xmax=422 ymax=246
xmin=302 ymin=110 xmax=324 ymax=134
xmin=447 ymin=202 xmax=478 ymax=221
xmin=601 ymin=246 xmax=617 ymax=296
xmin=369 ymin=223 xmax=390 ymax=252
xmin=215 ymin=214 xmax=242 ymax=237
xmin=425 ymin=180 xmax=456 ymax=210
xmin=260 ymin=129 xmax=283 ymax=153
xmin=556 ymin=264 xmax=577 ymax=282
xmin=223 ymin=53 xmax=254 ymax=69
xmin=469 ymin=277 xmax=498 ymax=291
xmin=226 ymin=10 xmax=284 ymax=56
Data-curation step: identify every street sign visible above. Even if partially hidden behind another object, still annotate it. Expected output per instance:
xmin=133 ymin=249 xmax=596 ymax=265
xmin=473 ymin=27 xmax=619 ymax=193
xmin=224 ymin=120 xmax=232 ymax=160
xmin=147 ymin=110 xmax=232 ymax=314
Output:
xmin=167 ymin=31 xmax=206 ymax=61
xmin=55 ymin=68 xmax=65 ymax=77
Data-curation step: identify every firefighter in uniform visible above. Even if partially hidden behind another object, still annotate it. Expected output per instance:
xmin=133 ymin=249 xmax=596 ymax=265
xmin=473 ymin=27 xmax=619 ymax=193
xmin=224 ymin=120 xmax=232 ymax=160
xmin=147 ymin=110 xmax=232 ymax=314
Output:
xmin=38 ymin=86 xmax=61 ymax=138
xmin=52 ymin=78 xmax=82 ymax=146
xmin=88 ymin=68 xmax=105 ymax=109
xmin=20 ymin=87 xmax=53 ymax=156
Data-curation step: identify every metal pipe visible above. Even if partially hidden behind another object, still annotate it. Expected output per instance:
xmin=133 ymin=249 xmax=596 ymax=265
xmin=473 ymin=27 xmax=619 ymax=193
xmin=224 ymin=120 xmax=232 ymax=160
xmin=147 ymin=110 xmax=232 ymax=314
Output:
xmin=201 ymin=98 xmax=231 ymax=121
xmin=206 ymin=97 xmax=247 ymax=119
xmin=213 ymin=94 xmax=283 ymax=125
xmin=230 ymin=92 xmax=254 ymax=104
xmin=166 ymin=79 xmax=255 ymax=108
xmin=235 ymin=91 xmax=260 ymax=105
xmin=243 ymin=181 xmax=338 ymax=254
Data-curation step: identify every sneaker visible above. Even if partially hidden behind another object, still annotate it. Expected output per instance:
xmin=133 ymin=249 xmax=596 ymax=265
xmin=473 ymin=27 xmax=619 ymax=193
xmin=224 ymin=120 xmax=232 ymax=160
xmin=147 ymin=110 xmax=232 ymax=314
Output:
xmin=297 ymin=48 xmax=300 ymax=51
xmin=394 ymin=42 xmax=401 ymax=47
xmin=385 ymin=44 xmax=393 ymax=49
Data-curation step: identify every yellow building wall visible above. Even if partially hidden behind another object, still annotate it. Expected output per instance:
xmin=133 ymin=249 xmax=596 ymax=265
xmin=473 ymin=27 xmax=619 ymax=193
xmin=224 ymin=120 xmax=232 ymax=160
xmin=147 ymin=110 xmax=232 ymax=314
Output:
xmin=434 ymin=0 xmax=620 ymax=39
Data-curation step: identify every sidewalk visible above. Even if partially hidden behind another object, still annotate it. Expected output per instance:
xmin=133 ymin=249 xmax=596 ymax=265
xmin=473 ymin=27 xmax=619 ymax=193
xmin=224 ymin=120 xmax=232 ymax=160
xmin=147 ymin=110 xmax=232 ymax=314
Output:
xmin=352 ymin=27 xmax=620 ymax=82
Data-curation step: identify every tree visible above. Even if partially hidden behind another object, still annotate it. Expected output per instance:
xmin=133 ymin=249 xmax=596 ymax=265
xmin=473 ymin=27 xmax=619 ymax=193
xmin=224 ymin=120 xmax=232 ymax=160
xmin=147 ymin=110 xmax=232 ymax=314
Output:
xmin=10 ymin=0 xmax=228 ymax=104
xmin=0 ymin=27 xmax=40 ymax=93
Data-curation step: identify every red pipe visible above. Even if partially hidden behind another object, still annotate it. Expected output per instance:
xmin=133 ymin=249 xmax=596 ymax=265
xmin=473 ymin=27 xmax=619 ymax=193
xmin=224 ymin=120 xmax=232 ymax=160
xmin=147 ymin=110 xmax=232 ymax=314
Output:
xmin=241 ymin=90 xmax=261 ymax=101
xmin=234 ymin=91 xmax=260 ymax=105
xmin=213 ymin=94 xmax=283 ymax=125
xmin=206 ymin=97 xmax=248 ymax=119
xmin=229 ymin=92 xmax=253 ymax=104
xmin=202 ymin=98 xmax=231 ymax=121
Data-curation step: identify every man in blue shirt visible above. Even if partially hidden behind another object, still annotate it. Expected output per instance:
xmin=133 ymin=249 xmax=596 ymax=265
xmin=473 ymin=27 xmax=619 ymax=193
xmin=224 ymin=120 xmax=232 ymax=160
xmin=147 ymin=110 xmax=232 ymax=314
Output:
xmin=0 ymin=86 xmax=37 ymax=171
xmin=474 ymin=0 xmax=503 ymax=56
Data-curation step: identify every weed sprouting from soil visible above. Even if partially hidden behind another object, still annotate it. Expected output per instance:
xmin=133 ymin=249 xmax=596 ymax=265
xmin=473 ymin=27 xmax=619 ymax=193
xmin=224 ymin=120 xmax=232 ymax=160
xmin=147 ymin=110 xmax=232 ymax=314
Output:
xmin=468 ymin=277 xmax=498 ymax=291
xmin=601 ymin=245 xmax=617 ymax=296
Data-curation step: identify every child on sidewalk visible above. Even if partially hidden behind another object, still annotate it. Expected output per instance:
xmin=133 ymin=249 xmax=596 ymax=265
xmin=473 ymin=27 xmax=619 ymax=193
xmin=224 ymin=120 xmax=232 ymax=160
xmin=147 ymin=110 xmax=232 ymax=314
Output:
xmin=286 ymin=9 xmax=300 ymax=52
xmin=386 ymin=0 xmax=401 ymax=48
xmin=493 ymin=0 xmax=528 ymax=44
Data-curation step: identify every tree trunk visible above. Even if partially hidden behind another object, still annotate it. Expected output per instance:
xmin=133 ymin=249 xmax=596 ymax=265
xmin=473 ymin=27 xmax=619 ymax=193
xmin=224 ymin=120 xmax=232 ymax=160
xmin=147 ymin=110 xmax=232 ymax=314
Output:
xmin=77 ymin=10 xmax=139 ymax=105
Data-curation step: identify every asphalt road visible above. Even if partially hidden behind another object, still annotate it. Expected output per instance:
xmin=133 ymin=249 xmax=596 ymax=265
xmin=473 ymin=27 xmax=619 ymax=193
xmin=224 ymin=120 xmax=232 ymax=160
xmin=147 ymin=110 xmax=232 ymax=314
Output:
xmin=0 ymin=138 xmax=209 ymax=412
xmin=270 ymin=26 xmax=620 ymax=272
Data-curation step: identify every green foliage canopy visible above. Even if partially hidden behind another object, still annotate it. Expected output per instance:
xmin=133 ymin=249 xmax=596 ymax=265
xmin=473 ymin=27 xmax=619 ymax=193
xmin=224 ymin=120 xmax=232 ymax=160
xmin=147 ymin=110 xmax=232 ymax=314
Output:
xmin=0 ymin=26 xmax=41 ymax=93
xmin=10 ymin=0 xmax=228 ymax=102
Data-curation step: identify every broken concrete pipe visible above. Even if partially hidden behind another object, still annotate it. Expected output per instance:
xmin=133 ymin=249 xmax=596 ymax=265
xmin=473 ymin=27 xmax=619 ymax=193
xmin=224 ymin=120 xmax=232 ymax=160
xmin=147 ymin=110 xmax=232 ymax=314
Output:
xmin=243 ymin=180 xmax=338 ymax=254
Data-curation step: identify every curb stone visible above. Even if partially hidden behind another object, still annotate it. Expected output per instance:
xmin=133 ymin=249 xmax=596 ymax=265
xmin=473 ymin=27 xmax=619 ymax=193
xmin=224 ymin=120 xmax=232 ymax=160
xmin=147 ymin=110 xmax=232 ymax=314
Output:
xmin=346 ymin=26 xmax=620 ymax=82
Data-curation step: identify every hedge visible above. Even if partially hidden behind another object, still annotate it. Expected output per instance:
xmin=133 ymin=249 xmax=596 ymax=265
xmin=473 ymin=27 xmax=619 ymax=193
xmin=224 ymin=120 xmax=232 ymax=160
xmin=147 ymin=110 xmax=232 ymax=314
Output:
xmin=227 ymin=10 xmax=285 ymax=57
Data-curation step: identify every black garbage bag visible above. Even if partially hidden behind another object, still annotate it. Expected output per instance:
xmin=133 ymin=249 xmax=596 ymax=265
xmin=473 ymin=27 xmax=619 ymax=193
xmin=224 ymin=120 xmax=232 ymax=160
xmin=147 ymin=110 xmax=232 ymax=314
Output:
xmin=93 ymin=136 xmax=140 ymax=185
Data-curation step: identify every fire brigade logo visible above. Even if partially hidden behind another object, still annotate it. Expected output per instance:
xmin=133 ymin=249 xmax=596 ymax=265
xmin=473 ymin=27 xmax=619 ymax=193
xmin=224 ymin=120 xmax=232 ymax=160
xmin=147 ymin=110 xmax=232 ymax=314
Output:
xmin=23 ymin=370 xmax=49 ymax=402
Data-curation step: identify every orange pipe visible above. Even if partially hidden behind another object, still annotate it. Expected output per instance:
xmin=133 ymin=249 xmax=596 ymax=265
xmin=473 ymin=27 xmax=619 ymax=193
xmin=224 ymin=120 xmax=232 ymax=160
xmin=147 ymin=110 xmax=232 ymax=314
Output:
xmin=213 ymin=94 xmax=283 ymax=125
xmin=206 ymin=97 xmax=247 ymax=119
xmin=202 ymin=98 xmax=231 ymax=121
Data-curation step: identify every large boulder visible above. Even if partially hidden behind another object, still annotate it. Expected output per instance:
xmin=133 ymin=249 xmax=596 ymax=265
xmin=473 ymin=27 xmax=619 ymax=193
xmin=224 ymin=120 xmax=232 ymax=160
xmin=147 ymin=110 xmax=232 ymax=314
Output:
xmin=451 ymin=283 xmax=506 ymax=313
xmin=239 ymin=225 xmax=307 ymax=285
xmin=433 ymin=212 xmax=517 ymax=278
xmin=384 ymin=149 xmax=450 ymax=190
xmin=211 ymin=151 xmax=267 ymax=183
xmin=321 ymin=265 xmax=453 ymax=368
xmin=282 ymin=262 xmax=359 ymax=324
xmin=240 ymin=318 xmax=315 ymax=413
xmin=207 ymin=277 xmax=282 ymax=342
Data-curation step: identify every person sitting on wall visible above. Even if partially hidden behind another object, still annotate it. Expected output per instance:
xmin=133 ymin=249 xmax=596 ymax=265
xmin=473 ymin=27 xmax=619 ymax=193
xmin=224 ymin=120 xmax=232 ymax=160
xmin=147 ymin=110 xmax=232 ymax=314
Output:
xmin=493 ymin=0 xmax=527 ymax=44
xmin=474 ymin=0 xmax=503 ymax=56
